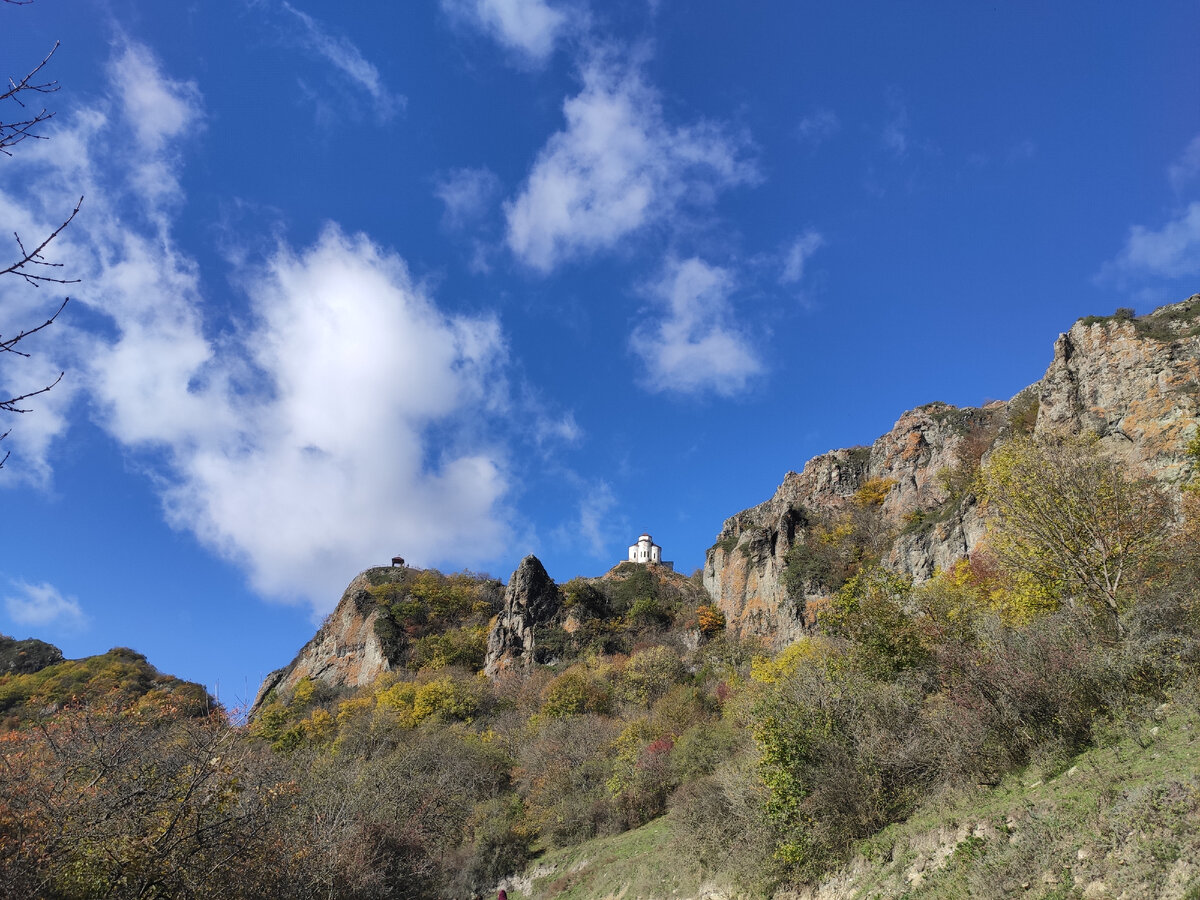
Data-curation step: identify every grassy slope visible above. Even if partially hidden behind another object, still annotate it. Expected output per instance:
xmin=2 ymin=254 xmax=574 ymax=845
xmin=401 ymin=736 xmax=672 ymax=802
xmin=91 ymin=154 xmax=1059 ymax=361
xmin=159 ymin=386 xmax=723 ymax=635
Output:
xmin=500 ymin=818 xmax=723 ymax=900
xmin=503 ymin=695 xmax=1200 ymax=900
xmin=829 ymin=695 xmax=1200 ymax=900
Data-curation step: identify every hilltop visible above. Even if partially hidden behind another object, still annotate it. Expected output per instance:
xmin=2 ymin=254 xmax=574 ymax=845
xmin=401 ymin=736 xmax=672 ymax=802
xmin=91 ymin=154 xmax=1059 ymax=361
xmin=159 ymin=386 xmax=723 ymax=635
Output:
xmin=251 ymin=556 xmax=708 ymax=716
xmin=0 ymin=634 xmax=213 ymax=728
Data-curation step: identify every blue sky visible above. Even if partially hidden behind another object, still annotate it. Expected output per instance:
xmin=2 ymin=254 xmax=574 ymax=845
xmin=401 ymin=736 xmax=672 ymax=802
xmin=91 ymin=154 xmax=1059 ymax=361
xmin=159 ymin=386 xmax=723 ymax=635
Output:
xmin=2 ymin=0 xmax=1198 ymax=704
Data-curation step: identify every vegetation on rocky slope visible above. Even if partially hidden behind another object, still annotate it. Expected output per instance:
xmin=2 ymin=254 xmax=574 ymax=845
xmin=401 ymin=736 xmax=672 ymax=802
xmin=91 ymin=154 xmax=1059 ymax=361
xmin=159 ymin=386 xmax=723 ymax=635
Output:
xmin=4 ymin=422 xmax=1200 ymax=897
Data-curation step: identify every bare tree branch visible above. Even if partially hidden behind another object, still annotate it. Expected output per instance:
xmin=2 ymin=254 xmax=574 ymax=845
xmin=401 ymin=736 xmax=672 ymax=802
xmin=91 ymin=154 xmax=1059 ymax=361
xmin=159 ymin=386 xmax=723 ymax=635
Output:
xmin=0 ymin=295 xmax=68 ymax=355
xmin=0 ymin=39 xmax=59 ymax=155
xmin=1 ymin=20 xmax=74 ymax=473
xmin=1 ymin=197 xmax=82 ymax=285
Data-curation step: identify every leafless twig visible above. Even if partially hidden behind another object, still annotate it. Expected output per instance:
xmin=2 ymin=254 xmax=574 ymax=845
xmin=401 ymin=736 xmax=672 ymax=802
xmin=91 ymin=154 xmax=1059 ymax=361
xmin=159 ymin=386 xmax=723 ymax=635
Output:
xmin=1 ymin=39 xmax=59 ymax=155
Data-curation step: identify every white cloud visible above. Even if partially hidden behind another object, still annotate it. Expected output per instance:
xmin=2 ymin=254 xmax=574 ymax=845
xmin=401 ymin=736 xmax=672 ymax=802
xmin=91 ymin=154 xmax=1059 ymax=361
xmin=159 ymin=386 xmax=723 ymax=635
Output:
xmin=435 ymin=166 xmax=501 ymax=230
xmin=1108 ymin=202 xmax=1200 ymax=279
xmin=630 ymin=257 xmax=763 ymax=397
xmin=282 ymin=2 xmax=404 ymax=122
xmin=121 ymin=225 xmax=512 ymax=605
xmin=505 ymin=53 xmax=757 ymax=272
xmin=780 ymin=230 xmax=824 ymax=285
xmin=112 ymin=43 xmax=202 ymax=156
xmin=442 ymin=0 xmax=573 ymax=64
xmin=577 ymin=480 xmax=616 ymax=557
xmin=795 ymin=109 xmax=839 ymax=147
xmin=1168 ymin=134 xmax=1200 ymax=192
xmin=534 ymin=410 xmax=582 ymax=447
xmin=0 ymin=42 xmax=512 ymax=613
xmin=4 ymin=581 xmax=88 ymax=630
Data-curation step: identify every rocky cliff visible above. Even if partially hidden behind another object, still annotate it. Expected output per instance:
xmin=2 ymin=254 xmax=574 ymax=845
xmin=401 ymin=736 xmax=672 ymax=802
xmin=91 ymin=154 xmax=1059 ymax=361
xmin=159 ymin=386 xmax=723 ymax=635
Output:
xmin=705 ymin=295 xmax=1200 ymax=646
xmin=251 ymin=567 xmax=403 ymax=714
xmin=483 ymin=555 xmax=563 ymax=678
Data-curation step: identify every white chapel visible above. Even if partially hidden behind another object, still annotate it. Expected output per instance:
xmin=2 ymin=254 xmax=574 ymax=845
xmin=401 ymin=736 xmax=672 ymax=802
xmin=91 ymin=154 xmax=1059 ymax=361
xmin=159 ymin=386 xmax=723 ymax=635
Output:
xmin=627 ymin=533 xmax=673 ymax=570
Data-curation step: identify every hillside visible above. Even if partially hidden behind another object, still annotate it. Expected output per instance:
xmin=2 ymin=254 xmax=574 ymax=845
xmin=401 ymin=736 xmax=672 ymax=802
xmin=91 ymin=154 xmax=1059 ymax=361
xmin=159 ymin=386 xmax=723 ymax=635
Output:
xmin=0 ymin=634 xmax=213 ymax=727
xmin=497 ymin=691 xmax=1200 ymax=900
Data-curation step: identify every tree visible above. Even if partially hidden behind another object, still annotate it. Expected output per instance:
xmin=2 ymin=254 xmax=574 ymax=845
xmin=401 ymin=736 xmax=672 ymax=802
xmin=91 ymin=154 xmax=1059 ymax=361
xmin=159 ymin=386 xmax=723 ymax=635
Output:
xmin=1 ymin=7 xmax=80 ymax=469
xmin=980 ymin=432 xmax=1173 ymax=637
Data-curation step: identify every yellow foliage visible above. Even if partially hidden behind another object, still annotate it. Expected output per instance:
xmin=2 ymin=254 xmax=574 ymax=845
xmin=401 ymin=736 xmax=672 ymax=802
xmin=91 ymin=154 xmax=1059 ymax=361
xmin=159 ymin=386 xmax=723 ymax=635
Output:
xmin=918 ymin=554 xmax=1058 ymax=629
xmin=301 ymin=708 xmax=334 ymax=743
xmin=335 ymin=696 xmax=372 ymax=728
xmin=375 ymin=680 xmax=417 ymax=711
xmin=820 ymin=517 xmax=855 ymax=545
xmin=750 ymin=637 xmax=834 ymax=685
xmin=696 ymin=603 xmax=726 ymax=635
xmin=980 ymin=432 xmax=1172 ymax=633
xmin=988 ymin=570 xmax=1061 ymax=625
xmin=291 ymin=676 xmax=315 ymax=706
xmin=854 ymin=477 xmax=896 ymax=507
xmin=374 ymin=676 xmax=479 ymax=728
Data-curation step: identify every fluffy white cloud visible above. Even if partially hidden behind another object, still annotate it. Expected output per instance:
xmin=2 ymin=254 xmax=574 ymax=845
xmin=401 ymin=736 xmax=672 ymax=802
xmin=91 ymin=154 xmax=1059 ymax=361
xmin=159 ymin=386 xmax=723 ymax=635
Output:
xmin=155 ymin=227 xmax=510 ymax=603
xmin=0 ymin=42 xmax=511 ymax=612
xmin=113 ymin=42 xmax=202 ymax=156
xmin=4 ymin=581 xmax=88 ymax=630
xmin=441 ymin=0 xmax=573 ymax=64
xmin=505 ymin=55 xmax=757 ymax=272
xmin=1101 ymin=135 xmax=1200 ymax=285
xmin=282 ymin=2 xmax=404 ymax=121
xmin=630 ymin=257 xmax=763 ymax=397
xmin=780 ymin=230 xmax=824 ymax=285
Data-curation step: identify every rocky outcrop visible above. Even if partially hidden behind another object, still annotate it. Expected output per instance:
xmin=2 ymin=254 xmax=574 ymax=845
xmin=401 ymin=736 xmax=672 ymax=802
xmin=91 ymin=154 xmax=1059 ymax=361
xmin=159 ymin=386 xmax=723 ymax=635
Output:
xmin=484 ymin=555 xmax=562 ymax=678
xmin=705 ymin=295 xmax=1200 ymax=647
xmin=251 ymin=567 xmax=403 ymax=714
xmin=1036 ymin=302 xmax=1200 ymax=482
xmin=703 ymin=403 xmax=1006 ymax=646
xmin=0 ymin=634 xmax=64 ymax=676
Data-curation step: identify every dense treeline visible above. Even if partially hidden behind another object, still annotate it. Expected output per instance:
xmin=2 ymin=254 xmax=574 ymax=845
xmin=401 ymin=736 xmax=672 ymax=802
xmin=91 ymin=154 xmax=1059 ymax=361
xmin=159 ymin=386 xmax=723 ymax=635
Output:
xmin=3 ymin=434 xmax=1199 ymax=898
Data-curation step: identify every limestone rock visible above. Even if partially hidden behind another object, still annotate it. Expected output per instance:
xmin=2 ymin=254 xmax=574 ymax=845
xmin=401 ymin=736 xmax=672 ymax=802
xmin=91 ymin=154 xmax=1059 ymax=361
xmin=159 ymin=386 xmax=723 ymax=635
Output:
xmin=250 ymin=567 xmax=402 ymax=715
xmin=484 ymin=555 xmax=561 ymax=678
xmin=1035 ymin=300 xmax=1200 ymax=481
xmin=705 ymin=295 xmax=1200 ymax=646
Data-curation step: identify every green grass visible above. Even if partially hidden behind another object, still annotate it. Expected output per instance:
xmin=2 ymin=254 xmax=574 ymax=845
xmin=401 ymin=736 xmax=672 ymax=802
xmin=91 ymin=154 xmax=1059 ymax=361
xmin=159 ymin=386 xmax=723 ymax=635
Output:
xmin=503 ymin=818 xmax=717 ymax=900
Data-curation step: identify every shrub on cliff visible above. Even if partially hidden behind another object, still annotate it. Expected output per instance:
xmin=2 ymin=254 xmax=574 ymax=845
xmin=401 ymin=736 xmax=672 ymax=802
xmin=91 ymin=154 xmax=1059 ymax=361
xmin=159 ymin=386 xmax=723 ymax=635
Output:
xmin=981 ymin=432 xmax=1172 ymax=637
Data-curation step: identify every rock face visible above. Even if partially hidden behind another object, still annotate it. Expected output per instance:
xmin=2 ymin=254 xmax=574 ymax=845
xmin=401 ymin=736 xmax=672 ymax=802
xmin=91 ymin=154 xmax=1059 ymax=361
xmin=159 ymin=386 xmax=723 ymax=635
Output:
xmin=1036 ymin=303 xmax=1200 ymax=482
xmin=705 ymin=296 xmax=1200 ymax=647
xmin=251 ymin=567 xmax=401 ymax=714
xmin=484 ymin=555 xmax=562 ymax=678
xmin=703 ymin=403 xmax=1005 ymax=646
xmin=0 ymin=634 xmax=64 ymax=676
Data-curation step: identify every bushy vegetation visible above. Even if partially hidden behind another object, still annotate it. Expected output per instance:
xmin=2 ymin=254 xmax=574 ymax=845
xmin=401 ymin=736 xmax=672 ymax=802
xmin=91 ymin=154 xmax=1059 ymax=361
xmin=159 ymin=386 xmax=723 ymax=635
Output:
xmin=368 ymin=568 xmax=504 ymax=669
xmin=4 ymin=435 xmax=1200 ymax=898
xmin=0 ymin=645 xmax=212 ymax=730
xmin=1078 ymin=299 xmax=1200 ymax=342
xmin=673 ymin=435 xmax=1200 ymax=894
xmin=781 ymin=491 xmax=894 ymax=604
